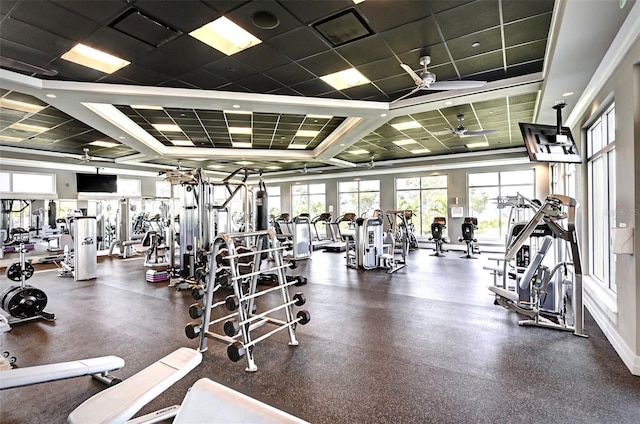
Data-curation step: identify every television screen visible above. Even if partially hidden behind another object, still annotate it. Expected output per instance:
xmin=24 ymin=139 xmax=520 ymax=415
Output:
xmin=76 ymin=173 xmax=118 ymax=193
xmin=519 ymin=122 xmax=582 ymax=163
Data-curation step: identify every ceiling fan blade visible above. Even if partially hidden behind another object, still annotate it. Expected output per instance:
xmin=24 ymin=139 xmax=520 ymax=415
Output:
xmin=428 ymin=80 xmax=486 ymax=90
xmin=88 ymin=157 xmax=116 ymax=163
xmin=400 ymin=63 xmax=424 ymax=86
xmin=391 ymin=86 xmax=424 ymax=104
xmin=462 ymin=129 xmax=499 ymax=137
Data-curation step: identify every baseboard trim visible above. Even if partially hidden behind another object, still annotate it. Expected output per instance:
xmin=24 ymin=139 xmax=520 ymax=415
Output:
xmin=584 ymin=287 xmax=640 ymax=376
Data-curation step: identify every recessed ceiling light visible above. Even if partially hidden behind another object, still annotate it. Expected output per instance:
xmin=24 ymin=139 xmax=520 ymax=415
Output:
xmin=9 ymin=122 xmax=50 ymax=133
xmin=232 ymin=104 xmax=241 ymax=109
xmin=295 ymin=130 xmax=320 ymax=138
xmin=391 ymin=120 xmax=421 ymax=131
xmin=393 ymin=139 xmax=418 ymax=146
xmin=320 ymin=68 xmax=370 ymax=90
xmin=189 ymin=16 xmax=262 ymax=56
xmin=444 ymin=100 xmax=454 ymax=106
xmin=340 ymin=143 xmax=345 ymax=146
xmin=169 ymin=139 xmax=194 ymax=146
xmin=228 ymin=127 xmax=252 ymax=135
xmin=61 ymin=43 xmax=130 ymax=74
xmin=0 ymin=98 xmax=45 ymax=114
xmin=307 ymin=114 xmax=332 ymax=119
xmin=266 ymin=165 xmax=282 ymax=170
xmin=410 ymin=148 xmax=430 ymax=154
xmin=0 ymin=135 xmax=23 ymax=142
xmin=224 ymin=109 xmax=252 ymax=115
xmin=353 ymin=0 xmax=366 ymax=3
xmin=380 ymin=113 xmax=387 ymax=117
xmin=288 ymin=144 xmax=308 ymax=149
xmin=236 ymin=160 xmax=254 ymax=165
xmin=45 ymin=93 xmax=57 ymax=99
xmin=349 ymin=149 xmax=369 ymax=155
xmin=188 ymin=158 xmax=207 ymax=162
xmin=152 ymin=123 xmax=182 ymax=132
xmin=232 ymin=142 xmax=252 ymax=148
xmin=472 ymin=42 xmax=480 ymax=48
xmin=466 ymin=142 xmax=489 ymax=148
xmin=131 ymin=105 xmax=163 ymax=110
xmin=562 ymin=92 xmax=574 ymax=97
xmin=208 ymin=164 xmax=225 ymax=169
xmin=118 ymin=136 xmax=125 ymax=139
xmin=90 ymin=140 xmax=119 ymax=148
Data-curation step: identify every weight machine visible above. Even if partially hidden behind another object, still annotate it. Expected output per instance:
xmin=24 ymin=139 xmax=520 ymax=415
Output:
xmin=1 ymin=243 xmax=54 ymax=331
xmin=346 ymin=216 xmax=404 ymax=273
xmin=488 ymin=194 xmax=586 ymax=337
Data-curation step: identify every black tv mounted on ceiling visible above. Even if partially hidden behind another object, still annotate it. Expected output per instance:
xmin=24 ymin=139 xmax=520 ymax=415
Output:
xmin=518 ymin=101 xmax=582 ymax=164
xmin=76 ymin=173 xmax=118 ymax=193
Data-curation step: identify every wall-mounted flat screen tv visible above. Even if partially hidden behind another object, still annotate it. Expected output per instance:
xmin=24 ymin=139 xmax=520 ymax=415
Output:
xmin=519 ymin=123 xmax=582 ymax=163
xmin=76 ymin=173 xmax=118 ymax=193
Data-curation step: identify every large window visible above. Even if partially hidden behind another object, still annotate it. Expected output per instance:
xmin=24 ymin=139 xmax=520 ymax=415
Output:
xmin=338 ymin=180 xmax=380 ymax=217
xmin=1 ymin=171 xmax=56 ymax=194
xmin=267 ymin=186 xmax=281 ymax=218
xmin=396 ymin=176 xmax=447 ymax=236
xmin=118 ymin=178 xmax=141 ymax=197
xmin=468 ymin=170 xmax=535 ymax=239
xmin=587 ymin=103 xmax=616 ymax=292
xmin=291 ymin=183 xmax=326 ymax=217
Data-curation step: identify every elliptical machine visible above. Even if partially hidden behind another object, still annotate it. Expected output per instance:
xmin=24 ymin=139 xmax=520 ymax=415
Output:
xmin=1 ymin=244 xmax=54 ymax=331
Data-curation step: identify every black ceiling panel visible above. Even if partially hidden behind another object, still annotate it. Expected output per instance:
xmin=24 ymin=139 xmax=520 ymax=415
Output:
xmin=380 ymin=16 xmax=442 ymax=54
xmin=336 ymin=34 xmax=395 ymax=67
xmin=264 ymin=62 xmax=315 ymax=86
xmin=55 ymin=0 xmax=130 ymax=25
xmin=446 ymin=28 xmax=502 ymax=61
xmin=266 ymin=26 xmax=330 ymax=61
xmin=9 ymin=0 xmax=99 ymax=40
xmin=297 ymin=50 xmax=350 ymax=77
xmin=226 ymin=0 xmax=302 ymax=41
xmin=435 ymin=0 xmax=500 ymax=40
xmin=455 ymin=51 xmax=504 ymax=77
xmin=84 ymin=26 xmax=155 ymax=62
xmin=503 ymin=13 xmax=553 ymax=47
xmin=135 ymin=48 xmax=203 ymax=78
xmin=506 ymin=40 xmax=547 ymax=67
xmin=0 ymin=15 xmax=74 ymax=58
xmin=110 ymin=9 xmax=182 ymax=48
xmin=177 ymin=68 xmax=230 ymax=90
xmin=234 ymin=43 xmax=291 ymax=72
xmin=204 ymin=56 xmax=259 ymax=82
xmin=502 ymin=0 xmax=554 ymax=23
xmin=290 ymin=79 xmax=333 ymax=97
xmin=0 ymin=39 xmax=58 ymax=71
xmin=157 ymin=36 xmax=224 ymax=69
xmin=113 ymin=64 xmax=172 ymax=86
xmin=356 ymin=0 xmax=430 ymax=33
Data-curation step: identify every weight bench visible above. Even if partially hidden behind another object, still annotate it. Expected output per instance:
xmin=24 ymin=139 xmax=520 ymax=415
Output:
xmin=0 ymin=356 xmax=125 ymax=390
xmin=68 ymin=347 xmax=202 ymax=424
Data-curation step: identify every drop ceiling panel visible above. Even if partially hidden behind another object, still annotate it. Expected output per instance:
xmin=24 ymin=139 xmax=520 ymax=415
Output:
xmin=133 ymin=0 xmax=219 ymax=33
xmin=10 ymin=0 xmax=98 ymax=40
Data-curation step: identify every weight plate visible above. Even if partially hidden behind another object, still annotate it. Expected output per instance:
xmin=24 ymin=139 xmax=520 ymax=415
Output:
xmin=1 ymin=286 xmax=21 ymax=311
xmin=4 ymin=285 xmax=47 ymax=319
xmin=23 ymin=262 xmax=34 ymax=280
xmin=5 ymin=263 xmax=22 ymax=282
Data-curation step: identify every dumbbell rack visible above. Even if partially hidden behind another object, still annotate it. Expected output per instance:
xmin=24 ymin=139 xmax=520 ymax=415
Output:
xmin=185 ymin=230 xmax=309 ymax=372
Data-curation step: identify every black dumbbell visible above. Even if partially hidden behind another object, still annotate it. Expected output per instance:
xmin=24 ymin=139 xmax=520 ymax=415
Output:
xmin=184 ymin=322 xmax=201 ymax=339
xmin=188 ymin=303 xmax=203 ymax=319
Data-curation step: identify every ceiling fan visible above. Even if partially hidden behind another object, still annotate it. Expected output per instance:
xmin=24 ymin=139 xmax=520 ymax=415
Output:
xmin=360 ymin=155 xmax=392 ymax=169
xmin=68 ymin=148 xmax=116 ymax=163
xmin=436 ymin=114 xmax=499 ymax=138
xmin=393 ymin=56 xmax=487 ymax=103
xmin=298 ymin=163 xmax=323 ymax=174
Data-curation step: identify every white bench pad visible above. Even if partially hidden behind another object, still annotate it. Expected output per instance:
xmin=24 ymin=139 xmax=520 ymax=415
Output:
xmin=488 ymin=286 xmax=519 ymax=302
xmin=175 ymin=378 xmax=309 ymax=424
xmin=0 ymin=356 xmax=125 ymax=390
xmin=68 ymin=348 xmax=201 ymax=424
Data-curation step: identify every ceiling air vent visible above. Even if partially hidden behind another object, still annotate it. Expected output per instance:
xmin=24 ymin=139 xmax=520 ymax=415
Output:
xmin=312 ymin=9 xmax=374 ymax=47
xmin=110 ymin=8 xmax=182 ymax=48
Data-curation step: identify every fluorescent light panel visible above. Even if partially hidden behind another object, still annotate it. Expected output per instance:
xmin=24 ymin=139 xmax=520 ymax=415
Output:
xmin=61 ymin=43 xmax=130 ymax=74
xmin=9 ymin=122 xmax=50 ymax=133
xmin=349 ymin=149 xmax=369 ymax=155
xmin=466 ymin=142 xmax=489 ymax=148
xmin=288 ymin=144 xmax=307 ymax=149
xmin=0 ymin=98 xmax=45 ymax=114
xmin=410 ymin=148 xmax=430 ymax=154
xmin=279 ymin=160 xmax=295 ymax=163
xmin=236 ymin=161 xmax=254 ymax=165
xmin=169 ymin=140 xmax=194 ymax=146
xmin=320 ymin=68 xmax=370 ymax=90
xmin=232 ymin=142 xmax=252 ymax=148
xmin=152 ymin=123 xmax=182 ymax=132
xmin=393 ymin=139 xmax=418 ymax=146
xmin=295 ymin=130 xmax=319 ymax=138
xmin=131 ymin=105 xmax=163 ymax=110
xmin=208 ymin=164 xmax=225 ymax=169
xmin=0 ymin=135 xmax=23 ymax=142
xmin=266 ymin=165 xmax=282 ymax=170
xmin=224 ymin=110 xmax=252 ymax=115
xmin=228 ymin=127 xmax=252 ymax=135
xmin=307 ymin=114 xmax=332 ymax=119
xmin=392 ymin=120 xmax=421 ymax=131
xmin=90 ymin=140 xmax=119 ymax=148
xmin=189 ymin=16 xmax=261 ymax=56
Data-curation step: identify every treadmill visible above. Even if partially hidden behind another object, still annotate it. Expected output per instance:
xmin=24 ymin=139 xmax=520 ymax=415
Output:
xmin=323 ymin=213 xmax=356 ymax=252
xmin=311 ymin=213 xmax=335 ymax=250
